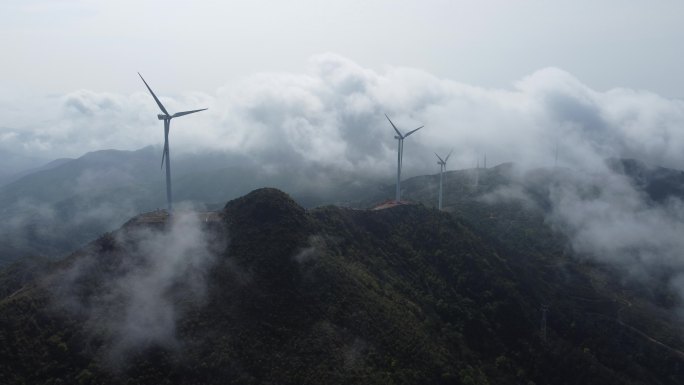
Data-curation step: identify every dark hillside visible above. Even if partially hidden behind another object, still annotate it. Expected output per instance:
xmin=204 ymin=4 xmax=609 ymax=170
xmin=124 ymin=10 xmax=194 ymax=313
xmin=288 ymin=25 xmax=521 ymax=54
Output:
xmin=0 ymin=188 xmax=683 ymax=384
xmin=606 ymin=158 xmax=684 ymax=203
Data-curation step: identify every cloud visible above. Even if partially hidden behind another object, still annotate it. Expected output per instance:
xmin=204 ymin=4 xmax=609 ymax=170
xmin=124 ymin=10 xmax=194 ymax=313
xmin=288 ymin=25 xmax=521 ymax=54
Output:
xmin=50 ymin=209 xmax=222 ymax=363
xmin=2 ymin=53 xmax=683 ymax=181
xmin=543 ymin=169 xmax=684 ymax=273
xmin=476 ymin=161 xmax=684 ymax=318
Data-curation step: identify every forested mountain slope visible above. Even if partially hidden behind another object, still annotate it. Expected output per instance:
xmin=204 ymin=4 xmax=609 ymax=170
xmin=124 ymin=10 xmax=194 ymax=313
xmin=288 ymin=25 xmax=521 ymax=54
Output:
xmin=1 ymin=188 xmax=682 ymax=384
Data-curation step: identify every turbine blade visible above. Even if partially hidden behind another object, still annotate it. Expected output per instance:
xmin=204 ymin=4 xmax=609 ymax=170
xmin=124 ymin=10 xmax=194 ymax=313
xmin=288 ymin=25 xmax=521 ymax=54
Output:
xmin=444 ymin=149 xmax=453 ymax=163
xmin=385 ymin=114 xmax=403 ymax=138
xmin=434 ymin=152 xmax=445 ymax=163
xmin=138 ymin=73 xmax=169 ymax=116
xmin=404 ymin=125 xmax=424 ymax=138
xmin=172 ymin=108 xmax=208 ymax=118
xmin=160 ymin=135 xmax=169 ymax=170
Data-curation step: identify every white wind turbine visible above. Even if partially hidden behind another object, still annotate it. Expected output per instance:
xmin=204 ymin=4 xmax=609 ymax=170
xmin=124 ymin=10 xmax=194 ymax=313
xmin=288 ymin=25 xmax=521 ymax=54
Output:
xmin=435 ymin=150 xmax=452 ymax=210
xmin=385 ymin=114 xmax=424 ymax=202
xmin=139 ymin=73 xmax=207 ymax=212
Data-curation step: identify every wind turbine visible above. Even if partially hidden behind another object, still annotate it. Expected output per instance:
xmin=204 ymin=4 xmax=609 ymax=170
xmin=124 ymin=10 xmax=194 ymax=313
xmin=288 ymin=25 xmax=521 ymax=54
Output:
xmin=554 ymin=141 xmax=559 ymax=168
xmin=139 ymin=73 xmax=207 ymax=212
xmin=435 ymin=149 xmax=452 ymax=210
xmin=385 ymin=114 xmax=423 ymax=202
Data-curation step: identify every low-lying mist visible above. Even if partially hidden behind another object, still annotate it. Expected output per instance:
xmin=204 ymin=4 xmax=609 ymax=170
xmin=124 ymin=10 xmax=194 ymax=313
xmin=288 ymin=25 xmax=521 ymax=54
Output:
xmin=50 ymin=209 xmax=223 ymax=364
xmin=2 ymin=53 xmax=684 ymax=179
xmin=481 ymin=160 xmax=684 ymax=314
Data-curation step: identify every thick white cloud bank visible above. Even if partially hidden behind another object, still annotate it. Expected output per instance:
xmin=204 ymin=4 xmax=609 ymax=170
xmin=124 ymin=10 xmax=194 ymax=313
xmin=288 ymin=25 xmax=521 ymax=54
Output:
xmin=2 ymin=53 xmax=683 ymax=180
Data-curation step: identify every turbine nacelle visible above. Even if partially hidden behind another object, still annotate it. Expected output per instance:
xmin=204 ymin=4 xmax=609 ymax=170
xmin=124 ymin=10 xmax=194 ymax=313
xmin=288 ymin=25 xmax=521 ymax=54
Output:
xmin=158 ymin=114 xmax=170 ymax=120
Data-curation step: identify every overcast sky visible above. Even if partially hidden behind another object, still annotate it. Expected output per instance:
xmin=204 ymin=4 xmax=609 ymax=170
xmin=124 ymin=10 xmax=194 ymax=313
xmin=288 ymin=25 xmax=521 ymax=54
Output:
xmin=2 ymin=0 xmax=683 ymax=96
xmin=1 ymin=0 xmax=684 ymax=174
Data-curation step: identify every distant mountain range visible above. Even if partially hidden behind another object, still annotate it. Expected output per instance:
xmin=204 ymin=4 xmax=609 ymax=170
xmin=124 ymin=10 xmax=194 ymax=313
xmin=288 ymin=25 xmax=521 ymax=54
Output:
xmin=0 ymin=146 xmax=377 ymax=265
xmin=0 ymin=147 xmax=54 ymax=187
xmin=3 ymin=143 xmax=684 ymax=268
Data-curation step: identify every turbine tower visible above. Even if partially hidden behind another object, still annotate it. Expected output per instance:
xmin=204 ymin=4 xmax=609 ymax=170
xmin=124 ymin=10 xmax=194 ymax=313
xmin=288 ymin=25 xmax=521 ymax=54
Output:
xmin=385 ymin=114 xmax=423 ymax=202
xmin=554 ymin=141 xmax=559 ymax=168
xmin=435 ymin=150 xmax=452 ymax=210
xmin=139 ymin=73 xmax=207 ymax=212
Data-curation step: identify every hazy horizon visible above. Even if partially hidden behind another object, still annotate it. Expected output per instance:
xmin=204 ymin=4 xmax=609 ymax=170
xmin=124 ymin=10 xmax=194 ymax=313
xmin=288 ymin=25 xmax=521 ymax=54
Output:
xmin=2 ymin=56 xmax=683 ymax=180
xmin=2 ymin=0 xmax=684 ymax=181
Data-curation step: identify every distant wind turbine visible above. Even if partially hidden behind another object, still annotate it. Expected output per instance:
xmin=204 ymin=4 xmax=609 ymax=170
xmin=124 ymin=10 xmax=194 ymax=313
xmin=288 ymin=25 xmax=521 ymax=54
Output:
xmin=554 ymin=141 xmax=559 ymax=168
xmin=139 ymin=73 xmax=207 ymax=212
xmin=435 ymin=149 xmax=452 ymax=210
xmin=385 ymin=114 xmax=423 ymax=202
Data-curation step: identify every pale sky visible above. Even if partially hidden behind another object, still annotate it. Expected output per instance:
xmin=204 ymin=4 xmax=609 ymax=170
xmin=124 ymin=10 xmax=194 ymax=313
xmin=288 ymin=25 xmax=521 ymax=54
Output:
xmin=2 ymin=0 xmax=683 ymax=96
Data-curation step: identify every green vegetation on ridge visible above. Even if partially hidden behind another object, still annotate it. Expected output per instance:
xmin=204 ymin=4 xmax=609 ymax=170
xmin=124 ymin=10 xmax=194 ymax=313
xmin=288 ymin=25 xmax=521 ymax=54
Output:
xmin=1 ymin=188 xmax=683 ymax=384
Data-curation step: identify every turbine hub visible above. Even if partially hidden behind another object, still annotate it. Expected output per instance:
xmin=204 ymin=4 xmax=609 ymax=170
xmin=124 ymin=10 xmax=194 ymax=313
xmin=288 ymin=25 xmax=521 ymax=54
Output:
xmin=158 ymin=114 xmax=170 ymax=120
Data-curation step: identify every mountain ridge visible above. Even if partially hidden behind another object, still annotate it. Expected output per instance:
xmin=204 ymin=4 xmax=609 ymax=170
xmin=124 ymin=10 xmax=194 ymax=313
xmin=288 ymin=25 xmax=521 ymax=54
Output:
xmin=1 ymin=188 xmax=683 ymax=384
